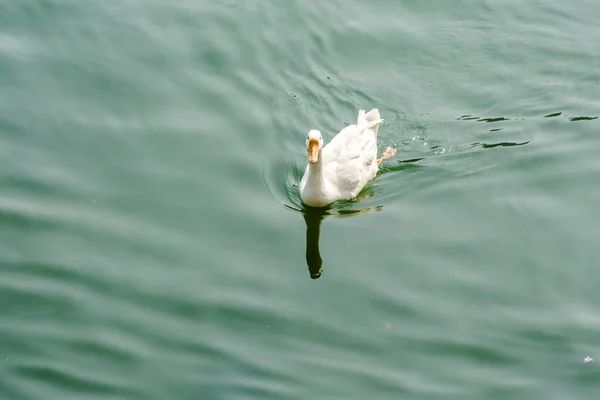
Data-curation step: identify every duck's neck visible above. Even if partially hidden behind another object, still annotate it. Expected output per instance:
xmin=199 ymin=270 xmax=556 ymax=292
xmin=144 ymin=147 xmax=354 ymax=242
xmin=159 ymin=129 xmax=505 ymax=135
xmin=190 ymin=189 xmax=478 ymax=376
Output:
xmin=302 ymin=157 xmax=331 ymax=207
xmin=306 ymin=159 xmax=324 ymax=187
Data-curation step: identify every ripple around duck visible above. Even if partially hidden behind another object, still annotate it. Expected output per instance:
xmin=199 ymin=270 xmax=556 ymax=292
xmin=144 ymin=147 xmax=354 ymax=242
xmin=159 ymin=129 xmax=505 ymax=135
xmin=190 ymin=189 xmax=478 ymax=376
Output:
xmin=261 ymin=104 xmax=542 ymax=217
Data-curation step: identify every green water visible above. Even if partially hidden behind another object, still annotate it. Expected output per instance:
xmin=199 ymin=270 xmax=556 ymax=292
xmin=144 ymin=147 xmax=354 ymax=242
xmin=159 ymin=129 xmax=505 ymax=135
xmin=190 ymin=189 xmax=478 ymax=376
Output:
xmin=2 ymin=0 xmax=600 ymax=398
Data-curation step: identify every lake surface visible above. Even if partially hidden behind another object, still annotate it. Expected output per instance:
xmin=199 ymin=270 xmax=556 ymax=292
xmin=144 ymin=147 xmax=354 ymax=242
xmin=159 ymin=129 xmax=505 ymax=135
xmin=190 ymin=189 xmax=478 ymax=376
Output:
xmin=1 ymin=0 xmax=600 ymax=398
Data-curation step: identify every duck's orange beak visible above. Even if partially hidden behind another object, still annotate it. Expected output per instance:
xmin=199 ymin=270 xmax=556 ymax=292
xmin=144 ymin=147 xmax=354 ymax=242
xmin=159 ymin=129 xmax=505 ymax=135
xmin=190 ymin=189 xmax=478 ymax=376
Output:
xmin=308 ymin=138 xmax=320 ymax=164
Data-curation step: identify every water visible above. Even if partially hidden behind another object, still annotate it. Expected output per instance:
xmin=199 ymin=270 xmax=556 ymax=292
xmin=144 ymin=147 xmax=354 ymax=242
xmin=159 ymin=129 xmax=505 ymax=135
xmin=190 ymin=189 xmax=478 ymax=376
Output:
xmin=1 ymin=0 xmax=600 ymax=398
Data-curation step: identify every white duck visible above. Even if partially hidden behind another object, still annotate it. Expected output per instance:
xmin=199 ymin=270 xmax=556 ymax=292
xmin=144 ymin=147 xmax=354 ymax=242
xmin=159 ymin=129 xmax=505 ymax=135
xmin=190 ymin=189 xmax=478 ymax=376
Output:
xmin=299 ymin=108 xmax=397 ymax=207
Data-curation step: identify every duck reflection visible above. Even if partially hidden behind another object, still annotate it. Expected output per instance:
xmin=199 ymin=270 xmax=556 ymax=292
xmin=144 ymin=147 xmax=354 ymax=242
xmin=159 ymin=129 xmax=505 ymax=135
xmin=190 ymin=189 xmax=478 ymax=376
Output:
xmin=302 ymin=207 xmax=327 ymax=279
xmin=301 ymin=203 xmax=381 ymax=280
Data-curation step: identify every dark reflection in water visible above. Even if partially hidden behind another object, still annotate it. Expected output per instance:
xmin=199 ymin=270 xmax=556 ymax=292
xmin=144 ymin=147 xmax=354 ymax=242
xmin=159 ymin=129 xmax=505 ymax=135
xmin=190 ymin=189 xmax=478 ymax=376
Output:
xmin=455 ymin=115 xmax=510 ymax=122
xmin=458 ymin=111 xmax=598 ymax=122
xmin=303 ymin=207 xmax=326 ymax=279
xmin=569 ymin=116 xmax=598 ymax=121
xmin=480 ymin=141 xmax=529 ymax=149
xmin=544 ymin=112 xmax=562 ymax=118
xmin=478 ymin=117 xmax=510 ymax=123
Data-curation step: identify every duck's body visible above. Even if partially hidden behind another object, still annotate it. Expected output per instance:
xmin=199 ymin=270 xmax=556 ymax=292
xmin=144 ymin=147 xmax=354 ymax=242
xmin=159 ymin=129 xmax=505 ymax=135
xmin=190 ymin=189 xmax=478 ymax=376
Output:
xmin=299 ymin=108 xmax=396 ymax=207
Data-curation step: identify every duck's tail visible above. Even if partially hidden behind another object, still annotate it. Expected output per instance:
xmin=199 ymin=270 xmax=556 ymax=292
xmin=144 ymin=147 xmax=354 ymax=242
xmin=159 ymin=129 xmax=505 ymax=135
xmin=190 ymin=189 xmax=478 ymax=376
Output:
xmin=357 ymin=108 xmax=383 ymax=137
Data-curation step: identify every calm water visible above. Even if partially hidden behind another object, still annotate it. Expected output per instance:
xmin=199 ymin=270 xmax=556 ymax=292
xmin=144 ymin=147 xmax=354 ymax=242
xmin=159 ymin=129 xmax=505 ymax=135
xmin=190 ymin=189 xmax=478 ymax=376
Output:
xmin=1 ymin=0 xmax=600 ymax=399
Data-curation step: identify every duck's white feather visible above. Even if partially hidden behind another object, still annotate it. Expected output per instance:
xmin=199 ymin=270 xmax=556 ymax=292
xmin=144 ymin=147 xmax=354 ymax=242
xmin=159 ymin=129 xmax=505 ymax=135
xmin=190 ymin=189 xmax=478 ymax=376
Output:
xmin=299 ymin=108 xmax=383 ymax=207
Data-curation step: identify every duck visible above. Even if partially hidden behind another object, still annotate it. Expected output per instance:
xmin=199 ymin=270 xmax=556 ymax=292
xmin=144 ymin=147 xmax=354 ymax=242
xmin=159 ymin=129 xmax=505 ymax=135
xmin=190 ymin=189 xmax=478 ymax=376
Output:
xmin=299 ymin=108 xmax=397 ymax=207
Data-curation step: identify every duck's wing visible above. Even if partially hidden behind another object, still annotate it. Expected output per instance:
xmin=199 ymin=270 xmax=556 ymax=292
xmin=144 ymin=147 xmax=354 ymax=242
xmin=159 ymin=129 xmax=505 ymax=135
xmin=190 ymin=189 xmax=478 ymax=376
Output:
xmin=323 ymin=127 xmax=378 ymax=196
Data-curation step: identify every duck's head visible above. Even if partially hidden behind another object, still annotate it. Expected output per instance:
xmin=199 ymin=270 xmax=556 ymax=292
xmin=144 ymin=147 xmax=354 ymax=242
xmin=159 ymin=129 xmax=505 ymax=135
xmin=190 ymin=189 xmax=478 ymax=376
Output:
xmin=306 ymin=130 xmax=323 ymax=164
